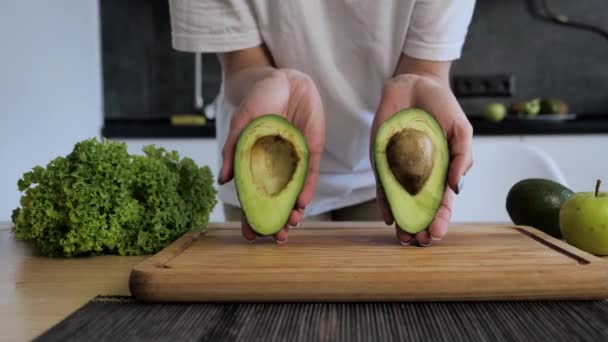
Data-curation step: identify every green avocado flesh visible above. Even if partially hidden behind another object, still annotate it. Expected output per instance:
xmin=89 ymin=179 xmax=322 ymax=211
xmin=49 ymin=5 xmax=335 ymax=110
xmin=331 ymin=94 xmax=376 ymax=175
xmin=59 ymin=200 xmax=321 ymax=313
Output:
xmin=506 ymin=178 xmax=573 ymax=238
xmin=234 ymin=115 xmax=309 ymax=236
xmin=374 ymin=108 xmax=449 ymax=234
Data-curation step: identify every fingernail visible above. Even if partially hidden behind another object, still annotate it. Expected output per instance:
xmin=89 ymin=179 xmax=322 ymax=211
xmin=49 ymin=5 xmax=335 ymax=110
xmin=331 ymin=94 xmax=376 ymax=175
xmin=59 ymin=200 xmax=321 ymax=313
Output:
xmin=276 ymin=238 xmax=288 ymax=245
xmin=294 ymin=222 xmax=299 ymax=228
xmin=456 ymin=176 xmax=464 ymax=195
xmin=431 ymin=235 xmax=442 ymax=241
xmin=418 ymin=241 xmax=432 ymax=247
xmin=400 ymin=240 xmax=412 ymax=246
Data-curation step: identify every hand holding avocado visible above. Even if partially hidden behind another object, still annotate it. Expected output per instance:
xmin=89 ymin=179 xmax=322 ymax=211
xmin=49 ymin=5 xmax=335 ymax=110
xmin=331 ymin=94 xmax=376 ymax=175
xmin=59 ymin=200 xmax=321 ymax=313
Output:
xmin=370 ymin=74 xmax=473 ymax=246
xmin=220 ymin=69 xmax=326 ymax=243
xmin=228 ymin=72 xmax=472 ymax=246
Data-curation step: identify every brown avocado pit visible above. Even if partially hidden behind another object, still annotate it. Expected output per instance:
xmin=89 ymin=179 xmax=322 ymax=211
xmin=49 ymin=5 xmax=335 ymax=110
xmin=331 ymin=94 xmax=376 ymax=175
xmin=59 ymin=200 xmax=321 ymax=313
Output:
xmin=250 ymin=135 xmax=298 ymax=196
xmin=386 ymin=128 xmax=435 ymax=195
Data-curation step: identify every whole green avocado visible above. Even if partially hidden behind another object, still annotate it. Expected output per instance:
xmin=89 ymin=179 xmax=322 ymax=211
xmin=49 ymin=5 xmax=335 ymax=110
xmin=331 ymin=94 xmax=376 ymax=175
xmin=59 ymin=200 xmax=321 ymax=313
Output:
xmin=506 ymin=178 xmax=574 ymax=238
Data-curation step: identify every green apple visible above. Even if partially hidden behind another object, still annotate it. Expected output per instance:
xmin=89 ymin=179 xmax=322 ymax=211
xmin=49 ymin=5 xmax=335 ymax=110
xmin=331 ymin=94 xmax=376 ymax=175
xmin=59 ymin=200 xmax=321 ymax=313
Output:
xmin=559 ymin=180 xmax=608 ymax=255
xmin=483 ymin=102 xmax=507 ymax=122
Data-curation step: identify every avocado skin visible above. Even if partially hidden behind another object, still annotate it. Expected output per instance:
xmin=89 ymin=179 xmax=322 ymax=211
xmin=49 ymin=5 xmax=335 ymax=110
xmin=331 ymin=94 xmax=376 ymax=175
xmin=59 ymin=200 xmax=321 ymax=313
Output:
xmin=506 ymin=178 xmax=574 ymax=238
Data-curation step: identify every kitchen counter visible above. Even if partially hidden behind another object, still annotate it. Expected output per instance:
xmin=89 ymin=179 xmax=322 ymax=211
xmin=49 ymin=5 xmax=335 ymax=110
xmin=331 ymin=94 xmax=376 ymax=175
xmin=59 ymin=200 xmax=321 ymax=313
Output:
xmin=0 ymin=223 xmax=146 ymax=341
xmin=102 ymin=115 xmax=608 ymax=139
xmin=471 ymin=115 xmax=608 ymax=135
xmin=102 ymin=118 xmax=216 ymax=139
xmin=2 ymin=221 xmax=608 ymax=341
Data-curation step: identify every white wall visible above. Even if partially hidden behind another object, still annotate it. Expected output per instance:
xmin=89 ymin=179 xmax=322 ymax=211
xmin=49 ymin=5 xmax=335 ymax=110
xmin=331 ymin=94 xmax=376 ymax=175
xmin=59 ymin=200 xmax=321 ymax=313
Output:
xmin=452 ymin=134 xmax=608 ymax=223
xmin=522 ymin=135 xmax=608 ymax=193
xmin=0 ymin=1 xmax=102 ymax=221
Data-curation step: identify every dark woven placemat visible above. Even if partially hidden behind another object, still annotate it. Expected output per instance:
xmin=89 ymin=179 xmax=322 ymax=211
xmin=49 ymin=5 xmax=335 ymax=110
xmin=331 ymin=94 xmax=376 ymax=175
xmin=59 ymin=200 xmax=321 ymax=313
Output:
xmin=35 ymin=296 xmax=608 ymax=342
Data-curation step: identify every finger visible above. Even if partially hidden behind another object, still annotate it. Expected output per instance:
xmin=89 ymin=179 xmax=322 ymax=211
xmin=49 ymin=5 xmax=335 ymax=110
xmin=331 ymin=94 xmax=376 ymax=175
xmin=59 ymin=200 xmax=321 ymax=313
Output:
xmin=288 ymin=208 xmax=304 ymax=227
xmin=218 ymin=148 xmax=234 ymax=185
xmin=396 ymin=226 xmax=415 ymax=246
xmin=294 ymin=96 xmax=325 ymax=210
xmin=415 ymin=230 xmax=432 ymax=247
xmin=241 ymin=215 xmax=257 ymax=241
xmin=447 ymin=122 xmax=473 ymax=194
xmin=428 ymin=188 xmax=455 ymax=241
xmin=296 ymin=149 xmax=321 ymax=209
xmin=377 ymin=187 xmax=394 ymax=225
xmin=274 ymin=227 xmax=289 ymax=244
xmin=218 ymin=111 xmax=255 ymax=184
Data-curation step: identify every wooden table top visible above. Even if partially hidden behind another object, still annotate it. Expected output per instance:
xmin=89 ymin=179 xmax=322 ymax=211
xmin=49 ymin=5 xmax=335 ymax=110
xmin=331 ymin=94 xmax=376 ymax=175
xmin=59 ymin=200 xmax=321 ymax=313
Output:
xmin=2 ymin=221 xmax=606 ymax=341
xmin=0 ymin=222 xmax=146 ymax=341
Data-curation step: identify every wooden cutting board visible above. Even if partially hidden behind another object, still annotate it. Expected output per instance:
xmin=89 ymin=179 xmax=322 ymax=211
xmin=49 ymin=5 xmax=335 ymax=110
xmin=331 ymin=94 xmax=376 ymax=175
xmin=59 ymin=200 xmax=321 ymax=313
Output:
xmin=129 ymin=222 xmax=608 ymax=302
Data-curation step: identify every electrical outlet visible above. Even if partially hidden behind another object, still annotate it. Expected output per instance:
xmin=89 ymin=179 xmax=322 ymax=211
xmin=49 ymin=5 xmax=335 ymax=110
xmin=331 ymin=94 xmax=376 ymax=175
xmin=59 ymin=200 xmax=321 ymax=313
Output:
xmin=452 ymin=74 xmax=515 ymax=97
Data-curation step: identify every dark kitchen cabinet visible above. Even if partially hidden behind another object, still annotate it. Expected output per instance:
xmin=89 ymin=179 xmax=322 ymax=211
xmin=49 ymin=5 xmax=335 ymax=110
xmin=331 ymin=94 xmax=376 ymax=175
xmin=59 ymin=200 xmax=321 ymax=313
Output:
xmin=100 ymin=0 xmax=220 ymax=137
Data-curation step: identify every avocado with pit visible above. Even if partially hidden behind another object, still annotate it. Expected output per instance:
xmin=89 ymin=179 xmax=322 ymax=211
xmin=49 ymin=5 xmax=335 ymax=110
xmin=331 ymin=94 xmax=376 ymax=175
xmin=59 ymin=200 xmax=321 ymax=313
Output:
xmin=233 ymin=115 xmax=309 ymax=236
xmin=373 ymin=108 xmax=449 ymax=234
xmin=506 ymin=178 xmax=574 ymax=238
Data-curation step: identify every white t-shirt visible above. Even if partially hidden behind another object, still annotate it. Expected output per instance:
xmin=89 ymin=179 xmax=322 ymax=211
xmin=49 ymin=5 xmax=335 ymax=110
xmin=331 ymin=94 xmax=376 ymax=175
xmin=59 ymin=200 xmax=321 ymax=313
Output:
xmin=169 ymin=0 xmax=475 ymax=216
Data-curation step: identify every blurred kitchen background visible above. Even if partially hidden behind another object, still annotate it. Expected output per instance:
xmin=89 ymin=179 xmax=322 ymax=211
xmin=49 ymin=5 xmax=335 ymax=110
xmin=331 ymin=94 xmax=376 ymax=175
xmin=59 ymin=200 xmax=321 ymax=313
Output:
xmin=1 ymin=0 xmax=607 ymax=223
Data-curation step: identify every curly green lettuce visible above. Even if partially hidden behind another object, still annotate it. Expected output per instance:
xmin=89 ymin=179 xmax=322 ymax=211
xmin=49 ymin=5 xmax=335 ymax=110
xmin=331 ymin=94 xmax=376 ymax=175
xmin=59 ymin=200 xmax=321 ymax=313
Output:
xmin=11 ymin=138 xmax=217 ymax=257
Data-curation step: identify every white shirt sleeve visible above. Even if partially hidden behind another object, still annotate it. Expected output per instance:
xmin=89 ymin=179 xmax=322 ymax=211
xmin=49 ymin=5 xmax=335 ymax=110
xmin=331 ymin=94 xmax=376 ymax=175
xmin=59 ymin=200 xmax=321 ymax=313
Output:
xmin=403 ymin=0 xmax=476 ymax=61
xmin=169 ymin=0 xmax=262 ymax=53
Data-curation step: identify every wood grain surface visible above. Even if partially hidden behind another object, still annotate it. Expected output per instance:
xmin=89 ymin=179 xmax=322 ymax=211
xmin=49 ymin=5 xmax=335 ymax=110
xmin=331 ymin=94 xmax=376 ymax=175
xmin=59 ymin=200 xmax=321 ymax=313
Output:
xmin=130 ymin=222 xmax=608 ymax=302
xmin=0 ymin=224 xmax=145 ymax=341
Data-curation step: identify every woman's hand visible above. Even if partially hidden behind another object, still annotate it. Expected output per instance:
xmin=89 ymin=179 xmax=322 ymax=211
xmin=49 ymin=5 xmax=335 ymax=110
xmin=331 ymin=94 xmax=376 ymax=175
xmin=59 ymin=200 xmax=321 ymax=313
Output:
xmin=370 ymin=73 xmax=473 ymax=246
xmin=219 ymin=68 xmax=326 ymax=243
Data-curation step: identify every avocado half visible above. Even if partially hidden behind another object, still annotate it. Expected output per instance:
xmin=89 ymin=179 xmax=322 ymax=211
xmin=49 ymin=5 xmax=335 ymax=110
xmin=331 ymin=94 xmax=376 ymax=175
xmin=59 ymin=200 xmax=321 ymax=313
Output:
xmin=373 ymin=108 xmax=449 ymax=234
xmin=234 ymin=115 xmax=309 ymax=236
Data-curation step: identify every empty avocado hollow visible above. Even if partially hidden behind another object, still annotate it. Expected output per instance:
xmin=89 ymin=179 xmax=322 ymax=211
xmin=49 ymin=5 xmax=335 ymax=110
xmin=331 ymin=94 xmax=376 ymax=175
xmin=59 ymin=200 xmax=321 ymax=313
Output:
xmin=250 ymin=135 xmax=298 ymax=196
xmin=373 ymin=108 xmax=449 ymax=234
xmin=234 ymin=115 xmax=309 ymax=236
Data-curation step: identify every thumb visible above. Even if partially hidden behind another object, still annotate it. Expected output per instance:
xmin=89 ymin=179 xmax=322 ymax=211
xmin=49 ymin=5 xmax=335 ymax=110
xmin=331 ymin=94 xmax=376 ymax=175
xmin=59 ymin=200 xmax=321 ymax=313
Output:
xmin=448 ymin=154 xmax=470 ymax=195
xmin=376 ymin=186 xmax=394 ymax=225
xmin=218 ymin=111 xmax=255 ymax=185
xmin=218 ymin=136 xmax=237 ymax=185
